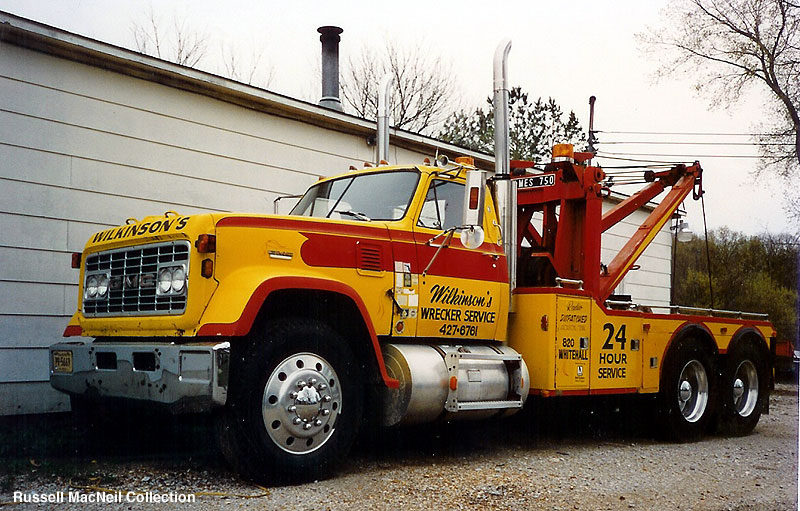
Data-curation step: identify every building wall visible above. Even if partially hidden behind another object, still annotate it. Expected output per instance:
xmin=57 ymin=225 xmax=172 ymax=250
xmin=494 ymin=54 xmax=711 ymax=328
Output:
xmin=0 ymin=41 xmax=413 ymax=415
xmin=602 ymin=201 xmax=674 ymax=308
xmin=0 ymin=35 xmax=674 ymax=415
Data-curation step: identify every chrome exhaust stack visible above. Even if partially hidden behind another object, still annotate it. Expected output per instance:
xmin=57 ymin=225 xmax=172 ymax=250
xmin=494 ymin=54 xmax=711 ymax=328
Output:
xmin=376 ymin=74 xmax=394 ymax=164
xmin=493 ymin=39 xmax=516 ymax=292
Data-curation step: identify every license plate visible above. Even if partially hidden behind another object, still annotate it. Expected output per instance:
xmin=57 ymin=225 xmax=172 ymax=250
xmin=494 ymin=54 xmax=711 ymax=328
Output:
xmin=52 ymin=350 xmax=73 ymax=373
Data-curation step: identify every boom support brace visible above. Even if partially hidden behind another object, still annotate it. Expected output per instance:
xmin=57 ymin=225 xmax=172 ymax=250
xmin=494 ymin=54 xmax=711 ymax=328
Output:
xmin=513 ymin=160 xmax=702 ymax=302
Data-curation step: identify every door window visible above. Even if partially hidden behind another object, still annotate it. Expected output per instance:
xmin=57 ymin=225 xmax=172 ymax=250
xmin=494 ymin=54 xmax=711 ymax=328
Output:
xmin=417 ymin=180 xmax=464 ymax=231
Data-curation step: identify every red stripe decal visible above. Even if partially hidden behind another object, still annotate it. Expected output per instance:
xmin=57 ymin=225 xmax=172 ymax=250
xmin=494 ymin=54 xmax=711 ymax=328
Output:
xmin=590 ymin=387 xmax=637 ymax=396
xmin=217 ymin=216 xmax=393 ymax=240
xmin=218 ymin=215 xmax=508 ymax=282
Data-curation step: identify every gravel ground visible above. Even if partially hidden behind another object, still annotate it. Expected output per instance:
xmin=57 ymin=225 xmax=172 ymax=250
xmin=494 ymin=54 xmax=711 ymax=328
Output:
xmin=1 ymin=383 xmax=797 ymax=511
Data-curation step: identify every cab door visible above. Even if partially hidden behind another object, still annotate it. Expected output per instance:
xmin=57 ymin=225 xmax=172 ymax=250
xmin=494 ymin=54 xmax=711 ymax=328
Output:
xmin=412 ymin=177 xmax=507 ymax=342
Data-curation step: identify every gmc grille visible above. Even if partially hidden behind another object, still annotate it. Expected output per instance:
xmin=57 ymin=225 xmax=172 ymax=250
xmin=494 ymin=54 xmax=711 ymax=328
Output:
xmin=83 ymin=241 xmax=190 ymax=316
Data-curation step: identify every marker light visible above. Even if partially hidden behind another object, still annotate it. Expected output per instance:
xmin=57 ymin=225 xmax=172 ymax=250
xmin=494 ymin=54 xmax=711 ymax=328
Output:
xmin=195 ymin=234 xmax=216 ymax=253
xmin=455 ymin=156 xmax=474 ymax=166
xmin=201 ymin=259 xmax=214 ymax=278
xmin=469 ymin=187 xmax=480 ymax=210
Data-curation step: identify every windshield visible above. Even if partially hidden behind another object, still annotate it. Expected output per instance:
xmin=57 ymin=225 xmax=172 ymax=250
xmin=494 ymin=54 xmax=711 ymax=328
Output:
xmin=291 ymin=170 xmax=420 ymax=221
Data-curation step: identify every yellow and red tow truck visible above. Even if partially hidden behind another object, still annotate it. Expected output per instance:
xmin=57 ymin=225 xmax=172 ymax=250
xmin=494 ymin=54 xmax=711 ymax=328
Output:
xmin=49 ymin=41 xmax=776 ymax=483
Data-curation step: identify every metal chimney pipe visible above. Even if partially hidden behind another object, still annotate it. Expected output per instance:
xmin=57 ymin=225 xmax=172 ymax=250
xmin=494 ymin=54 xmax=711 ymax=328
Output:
xmin=493 ymin=39 xmax=516 ymax=292
xmin=377 ymin=74 xmax=394 ymax=163
xmin=318 ymin=26 xmax=343 ymax=112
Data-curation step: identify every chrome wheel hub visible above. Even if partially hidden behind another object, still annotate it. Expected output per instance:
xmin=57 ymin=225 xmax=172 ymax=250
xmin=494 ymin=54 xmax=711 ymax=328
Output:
xmin=262 ymin=352 xmax=341 ymax=454
xmin=732 ymin=378 xmax=744 ymax=400
xmin=732 ymin=360 xmax=758 ymax=417
xmin=677 ymin=359 xmax=709 ymax=423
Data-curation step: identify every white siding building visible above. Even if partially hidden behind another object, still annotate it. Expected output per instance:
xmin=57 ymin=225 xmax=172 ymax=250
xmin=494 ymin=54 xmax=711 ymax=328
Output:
xmin=0 ymin=12 xmax=675 ymax=415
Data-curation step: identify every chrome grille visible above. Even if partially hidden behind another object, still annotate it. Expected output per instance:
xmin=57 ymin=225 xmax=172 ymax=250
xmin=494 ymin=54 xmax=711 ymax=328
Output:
xmin=83 ymin=241 xmax=190 ymax=316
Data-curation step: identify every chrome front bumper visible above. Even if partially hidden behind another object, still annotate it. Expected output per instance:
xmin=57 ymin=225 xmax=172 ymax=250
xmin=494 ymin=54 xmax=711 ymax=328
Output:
xmin=49 ymin=340 xmax=230 ymax=413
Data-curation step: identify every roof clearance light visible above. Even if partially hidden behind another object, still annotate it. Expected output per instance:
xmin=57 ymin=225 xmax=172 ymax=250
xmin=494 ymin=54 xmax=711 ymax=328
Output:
xmin=455 ymin=156 xmax=474 ymax=166
xmin=552 ymin=143 xmax=575 ymax=163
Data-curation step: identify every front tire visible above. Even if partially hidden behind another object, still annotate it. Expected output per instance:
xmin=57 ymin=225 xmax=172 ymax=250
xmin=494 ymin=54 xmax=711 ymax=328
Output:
xmin=658 ymin=339 xmax=716 ymax=441
xmin=717 ymin=342 xmax=769 ymax=436
xmin=218 ymin=319 xmax=363 ymax=483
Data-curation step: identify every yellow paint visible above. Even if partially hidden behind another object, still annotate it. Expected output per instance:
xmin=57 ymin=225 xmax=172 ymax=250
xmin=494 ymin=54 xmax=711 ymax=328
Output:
xmin=71 ymin=213 xmax=218 ymax=336
xmin=67 ymin=165 xmax=508 ymax=344
xmin=66 ymin=162 xmax=774 ymax=399
xmin=508 ymin=293 xmax=556 ymax=390
xmin=554 ymin=296 xmax=591 ymax=390
xmin=510 ymin=292 xmax=774 ymax=395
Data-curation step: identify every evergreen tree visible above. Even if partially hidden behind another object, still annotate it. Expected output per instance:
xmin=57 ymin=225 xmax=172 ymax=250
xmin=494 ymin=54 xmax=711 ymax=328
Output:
xmin=438 ymin=87 xmax=583 ymax=162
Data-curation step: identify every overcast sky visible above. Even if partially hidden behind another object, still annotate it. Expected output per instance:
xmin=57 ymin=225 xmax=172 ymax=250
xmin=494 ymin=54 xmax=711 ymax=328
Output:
xmin=1 ymin=0 xmax=794 ymax=235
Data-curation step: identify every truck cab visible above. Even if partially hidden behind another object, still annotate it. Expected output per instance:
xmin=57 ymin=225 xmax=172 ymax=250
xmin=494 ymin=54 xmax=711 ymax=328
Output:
xmin=51 ymin=159 xmax=529 ymax=482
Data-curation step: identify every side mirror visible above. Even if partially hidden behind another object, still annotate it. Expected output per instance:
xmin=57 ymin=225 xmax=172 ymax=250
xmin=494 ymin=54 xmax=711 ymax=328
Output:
xmin=460 ymin=170 xmax=486 ymax=249
xmin=460 ymin=226 xmax=485 ymax=249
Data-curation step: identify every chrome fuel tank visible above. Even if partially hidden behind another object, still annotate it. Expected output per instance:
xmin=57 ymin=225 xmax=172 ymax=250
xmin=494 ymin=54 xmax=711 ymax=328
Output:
xmin=381 ymin=343 xmax=529 ymax=427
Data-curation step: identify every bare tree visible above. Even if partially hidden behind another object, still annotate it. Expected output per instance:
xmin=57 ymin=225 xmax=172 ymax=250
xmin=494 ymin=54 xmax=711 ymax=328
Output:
xmin=131 ymin=6 xmax=207 ymax=67
xmin=131 ymin=7 xmax=274 ymax=90
xmin=220 ymin=40 xmax=275 ymax=88
xmin=340 ymin=42 xmax=460 ymax=134
xmin=644 ymin=0 xmax=799 ymax=172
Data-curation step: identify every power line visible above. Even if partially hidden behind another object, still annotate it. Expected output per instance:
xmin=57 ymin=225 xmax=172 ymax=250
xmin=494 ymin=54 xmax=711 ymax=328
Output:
xmin=597 ymin=151 xmax=764 ymax=159
xmin=599 ymin=141 xmax=792 ymax=146
xmin=595 ymin=130 xmax=785 ymax=137
xmin=593 ymin=154 xmax=694 ymax=164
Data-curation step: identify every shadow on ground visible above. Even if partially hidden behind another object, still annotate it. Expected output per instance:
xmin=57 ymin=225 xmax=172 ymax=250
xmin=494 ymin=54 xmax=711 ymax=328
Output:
xmin=350 ymin=393 xmax=662 ymax=467
xmin=3 ymin=383 xmax=792 ymax=485
xmin=0 ymin=406 xmax=223 ymax=488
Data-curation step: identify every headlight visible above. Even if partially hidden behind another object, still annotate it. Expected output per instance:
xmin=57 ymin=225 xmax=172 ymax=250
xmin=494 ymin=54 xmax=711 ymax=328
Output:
xmin=157 ymin=265 xmax=188 ymax=295
xmin=97 ymin=274 xmax=109 ymax=297
xmin=158 ymin=268 xmax=173 ymax=294
xmin=85 ymin=275 xmax=98 ymax=299
xmin=171 ymin=266 xmax=186 ymax=293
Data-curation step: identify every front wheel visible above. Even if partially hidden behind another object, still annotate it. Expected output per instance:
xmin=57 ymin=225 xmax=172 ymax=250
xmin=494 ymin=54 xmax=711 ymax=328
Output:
xmin=217 ymin=319 xmax=363 ymax=483
xmin=658 ymin=339 xmax=716 ymax=441
xmin=717 ymin=342 xmax=769 ymax=436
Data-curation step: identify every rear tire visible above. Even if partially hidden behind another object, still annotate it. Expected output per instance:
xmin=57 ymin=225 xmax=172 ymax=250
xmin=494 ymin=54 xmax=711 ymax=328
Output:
xmin=658 ymin=339 xmax=716 ymax=441
xmin=218 ymin=319 xmax=363 ymax=484
xmin=717 ymin=342 xmax=769 ymax=436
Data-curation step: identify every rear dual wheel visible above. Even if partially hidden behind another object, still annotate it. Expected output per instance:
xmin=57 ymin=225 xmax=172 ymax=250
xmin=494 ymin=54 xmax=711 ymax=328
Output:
xmin=658 ymin=339 xmax=716 ymax=441
xmin=717 ymin=342 xmax=769 ymax=436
